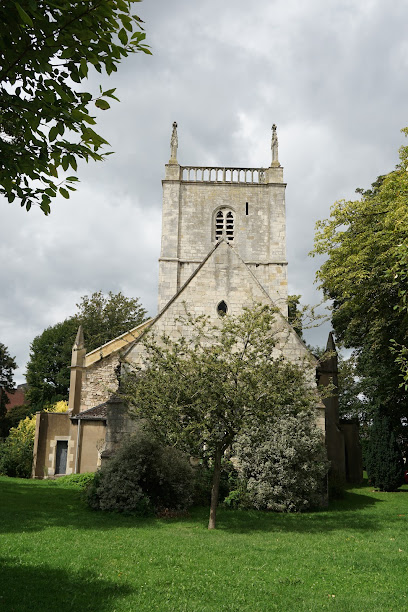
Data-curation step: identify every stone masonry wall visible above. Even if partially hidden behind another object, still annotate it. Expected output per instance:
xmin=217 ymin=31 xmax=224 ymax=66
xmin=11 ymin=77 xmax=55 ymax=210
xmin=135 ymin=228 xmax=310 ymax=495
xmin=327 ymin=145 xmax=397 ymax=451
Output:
xmin=159 ymin=177 xmax=287 ymax=312
xmin=80 ymin=352 xmax=120 ymax=412
xmin=131 ymin=241 xmax=315 ymax=387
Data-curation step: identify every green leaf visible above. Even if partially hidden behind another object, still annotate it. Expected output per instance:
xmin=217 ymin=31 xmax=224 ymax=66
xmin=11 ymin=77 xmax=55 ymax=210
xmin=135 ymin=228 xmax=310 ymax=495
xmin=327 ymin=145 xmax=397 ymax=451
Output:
xmin=59 ymin=187 xmax=70 ymax=199
xmin=68 ymin=155 xmax=78 ymax=171
xmin=49 ymin=126 xmax=59 ymax=142
xmin=95 ymin=99 xmax=110 ymax=110
xmin=118 ymin=28 xmax=128 ymax=45
xmin=15 ymin=3 xmax=33 ymax=26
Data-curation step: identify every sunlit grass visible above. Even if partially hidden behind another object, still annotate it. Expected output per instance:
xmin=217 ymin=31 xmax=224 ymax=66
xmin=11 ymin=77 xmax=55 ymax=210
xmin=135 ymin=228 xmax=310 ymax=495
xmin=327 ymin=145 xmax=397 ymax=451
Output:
xmin=0 ymin=476 xmax=407 ymax=611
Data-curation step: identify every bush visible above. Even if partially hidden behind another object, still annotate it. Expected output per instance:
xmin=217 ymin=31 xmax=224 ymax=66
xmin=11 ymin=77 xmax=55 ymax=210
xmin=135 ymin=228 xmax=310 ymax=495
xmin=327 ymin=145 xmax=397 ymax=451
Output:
xmin=52 ymin=472 xmax=95 ymax=490
xmin=0 ymin=415 xmax=36 ymax=478
xmin=0 ymin=435 xmax=34 ymax=478
xmin=366 ymin=414 xmax=403 ymax=492
xmin=234 ymin=410 xmax=329 ymax=512
xmin=86 ymin=428 xmax=195 ymax=514
xmin=192 ymin=459 xmax=239 ymax=506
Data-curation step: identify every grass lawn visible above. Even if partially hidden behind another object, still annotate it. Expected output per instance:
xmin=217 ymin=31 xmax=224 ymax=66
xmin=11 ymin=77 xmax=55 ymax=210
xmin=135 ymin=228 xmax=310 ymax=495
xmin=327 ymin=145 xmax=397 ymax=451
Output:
xmin=0 ymin=476 xmax=407 ymax=611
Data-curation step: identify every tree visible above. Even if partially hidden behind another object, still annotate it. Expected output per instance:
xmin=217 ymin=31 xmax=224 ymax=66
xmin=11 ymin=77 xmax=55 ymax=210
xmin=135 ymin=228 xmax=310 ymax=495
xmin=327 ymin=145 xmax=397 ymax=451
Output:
xmin=311 ymin=128 xmax=408 ymax=432
xmin=0 ymin=0 xmax=150 ymax=214
xmin=123 ymin=304 xmax=319 ymax=529
xmin=76 ymin=290 xmax=147 ymax=352
xmin=26 ymin=290 xmax=147 ymax=409
xmin=25 ymin=317 xmax=79 ymax=409
xmin=365 ymin=414 xmax=403 ymax=492
xmin=0 ymin=343 xmax=17 ymax=438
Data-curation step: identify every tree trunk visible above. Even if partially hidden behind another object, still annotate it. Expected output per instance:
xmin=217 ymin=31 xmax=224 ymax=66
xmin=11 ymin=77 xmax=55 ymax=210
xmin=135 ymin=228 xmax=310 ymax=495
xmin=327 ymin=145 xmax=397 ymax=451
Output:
xmin=208 ymin=446 xmax=222 ymax=530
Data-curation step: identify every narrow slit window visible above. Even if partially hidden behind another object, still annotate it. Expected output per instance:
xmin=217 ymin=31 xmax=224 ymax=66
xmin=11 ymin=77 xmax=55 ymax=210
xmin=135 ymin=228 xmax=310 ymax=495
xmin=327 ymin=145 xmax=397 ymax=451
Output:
xmin=225 ymin=212 xmax=234 ymax=241
xmin=215 ymin=210 xmax=224 ymax=240
xmin=245 ymin=202 xmax=249 ymax=215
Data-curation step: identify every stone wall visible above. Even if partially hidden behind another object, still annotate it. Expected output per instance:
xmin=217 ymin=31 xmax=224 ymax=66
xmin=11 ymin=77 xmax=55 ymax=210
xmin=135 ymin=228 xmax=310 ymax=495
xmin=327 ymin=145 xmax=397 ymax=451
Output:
xmin=128 ymin=240 xmax=322 ymax=428
xmin=80 ymin=352 xmax=120 ymax=412
xmin=159 ymin=169 xmax=288 ymax=313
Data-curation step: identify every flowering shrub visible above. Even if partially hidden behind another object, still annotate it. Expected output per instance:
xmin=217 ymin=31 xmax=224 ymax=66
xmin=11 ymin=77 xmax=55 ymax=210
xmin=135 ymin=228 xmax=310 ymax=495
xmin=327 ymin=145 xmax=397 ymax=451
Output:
xmin=234 ymin=409 xmax=329 ymax=512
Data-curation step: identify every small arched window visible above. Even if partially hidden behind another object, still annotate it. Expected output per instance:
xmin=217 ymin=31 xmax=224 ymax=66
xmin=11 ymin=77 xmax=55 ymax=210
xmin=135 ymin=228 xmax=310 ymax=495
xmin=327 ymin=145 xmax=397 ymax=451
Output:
xmin=217 ymin=300 xmax=228 ymax=316
xmin=214 ymin=208 xmax=234 ymax=241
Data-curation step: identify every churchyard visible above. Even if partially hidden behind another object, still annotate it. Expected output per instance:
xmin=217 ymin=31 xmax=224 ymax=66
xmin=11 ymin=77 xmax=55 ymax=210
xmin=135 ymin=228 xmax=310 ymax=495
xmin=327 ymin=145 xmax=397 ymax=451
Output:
xmin=0 ymin=475 xmax=406 ymax=611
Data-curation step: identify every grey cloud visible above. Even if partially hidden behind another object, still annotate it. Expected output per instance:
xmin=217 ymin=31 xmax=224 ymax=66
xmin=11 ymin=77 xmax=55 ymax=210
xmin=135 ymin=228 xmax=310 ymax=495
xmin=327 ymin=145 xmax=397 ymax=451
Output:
xmin=2 ymin=0 xmax=408 ymax=380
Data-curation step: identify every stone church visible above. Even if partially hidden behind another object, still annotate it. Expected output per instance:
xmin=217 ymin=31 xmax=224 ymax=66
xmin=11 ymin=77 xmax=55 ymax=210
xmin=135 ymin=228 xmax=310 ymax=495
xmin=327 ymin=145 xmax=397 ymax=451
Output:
xmin=32 ymin=124 xmax=362 ymax=483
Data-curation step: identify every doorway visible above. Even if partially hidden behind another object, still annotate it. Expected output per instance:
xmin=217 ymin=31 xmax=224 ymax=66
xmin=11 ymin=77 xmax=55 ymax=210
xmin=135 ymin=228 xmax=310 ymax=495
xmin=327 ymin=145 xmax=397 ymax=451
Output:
xmin=55 ymin=440 xmax=68 ymax=474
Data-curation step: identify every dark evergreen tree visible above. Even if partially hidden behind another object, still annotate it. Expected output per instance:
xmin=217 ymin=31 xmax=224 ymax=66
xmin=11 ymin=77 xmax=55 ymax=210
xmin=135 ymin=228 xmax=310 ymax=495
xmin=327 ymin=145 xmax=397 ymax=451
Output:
xmin=366 ymin=414 xmax=403 ymax=492
xmin=0 ymin=343 xmax=17 ymax=437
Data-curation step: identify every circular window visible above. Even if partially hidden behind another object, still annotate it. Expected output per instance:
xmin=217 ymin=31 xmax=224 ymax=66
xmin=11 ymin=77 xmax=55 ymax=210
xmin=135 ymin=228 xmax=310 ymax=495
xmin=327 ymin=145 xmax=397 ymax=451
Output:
xmin=217 ymin=300 xmax=228 ymax=316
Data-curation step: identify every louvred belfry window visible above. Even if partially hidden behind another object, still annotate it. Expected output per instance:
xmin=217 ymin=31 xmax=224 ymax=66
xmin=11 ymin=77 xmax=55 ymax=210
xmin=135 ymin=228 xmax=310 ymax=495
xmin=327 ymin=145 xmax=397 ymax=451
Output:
xmin=215 ymin=210 xmax=224 ymax=240
xmin=215 ymin=209 xmax=234 ymax=241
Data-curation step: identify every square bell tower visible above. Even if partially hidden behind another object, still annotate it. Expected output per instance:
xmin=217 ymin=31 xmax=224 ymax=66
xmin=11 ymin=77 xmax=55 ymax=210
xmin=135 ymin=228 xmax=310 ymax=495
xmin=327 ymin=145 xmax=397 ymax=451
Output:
xmin=158 ymin=123 xmax=288 ymax=315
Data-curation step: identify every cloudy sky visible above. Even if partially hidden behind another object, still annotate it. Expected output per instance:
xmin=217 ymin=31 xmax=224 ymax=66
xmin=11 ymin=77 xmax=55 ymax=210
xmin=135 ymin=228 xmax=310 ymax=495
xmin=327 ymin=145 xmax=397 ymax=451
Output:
xmin=2 ymin=0 xmax=408 ymax=383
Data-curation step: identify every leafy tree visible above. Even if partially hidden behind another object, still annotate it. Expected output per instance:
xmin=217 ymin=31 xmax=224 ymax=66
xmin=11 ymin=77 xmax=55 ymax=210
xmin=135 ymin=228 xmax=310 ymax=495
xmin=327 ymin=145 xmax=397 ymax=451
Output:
xmin=365 ymin=414 xmax=403 ymax=492
xmin=26 ymin=317 xmax=79 ymax=409
xmin=336 ymin=354 xmax=373 ymax=427
xmin=0 ymin=343 xmax=17 ymax=437
xmin=0 ymin=0 xmax=150 ymax=214
xmin=76 ymin=290 xmax=147 ymax=352
xmin=234 ymin=408 xmax=328 ymax=512
xmin=123 ymin=304 xmax=319 ymax=529
xmin=26 ymin=291 xmax=147 ymax=409
xmin=3 ymin=403 xmax=36 ymax=437
xmin=311 ymin=129 xmax=408 ymax=432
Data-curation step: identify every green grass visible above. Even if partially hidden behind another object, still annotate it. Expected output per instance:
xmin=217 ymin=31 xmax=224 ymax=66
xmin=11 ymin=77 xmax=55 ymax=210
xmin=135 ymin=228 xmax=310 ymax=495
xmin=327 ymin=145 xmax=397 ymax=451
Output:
xmin=0 ymin=477 xmax=407 ymax=611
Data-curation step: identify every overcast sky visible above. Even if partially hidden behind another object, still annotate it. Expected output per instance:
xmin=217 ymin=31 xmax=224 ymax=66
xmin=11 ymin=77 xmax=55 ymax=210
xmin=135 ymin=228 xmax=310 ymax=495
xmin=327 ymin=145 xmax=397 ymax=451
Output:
xmin=2 ymin=0 xmax=408 ymax=383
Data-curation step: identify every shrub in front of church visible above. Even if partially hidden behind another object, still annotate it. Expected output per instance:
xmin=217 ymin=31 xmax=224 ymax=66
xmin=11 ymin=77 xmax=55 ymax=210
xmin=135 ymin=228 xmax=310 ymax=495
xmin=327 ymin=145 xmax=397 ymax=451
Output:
xmin=233 ymin=409 xmax=329 ymax=512
xmin=86 ymin=429 xmax=195 ymax=514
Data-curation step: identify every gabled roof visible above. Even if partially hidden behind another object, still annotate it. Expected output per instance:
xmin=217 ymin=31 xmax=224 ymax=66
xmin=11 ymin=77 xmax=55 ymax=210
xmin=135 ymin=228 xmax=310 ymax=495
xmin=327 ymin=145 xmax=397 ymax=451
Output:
xmin=84 ymin=318 xmax=153 ymax=367
xmin=122 ymin=239 xmax=316 ymax=365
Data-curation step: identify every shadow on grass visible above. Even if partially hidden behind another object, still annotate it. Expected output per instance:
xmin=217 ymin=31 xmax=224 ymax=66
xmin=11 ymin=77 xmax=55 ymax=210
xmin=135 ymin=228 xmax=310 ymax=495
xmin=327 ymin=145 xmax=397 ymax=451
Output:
xmin=0 ymin=477 xmax=397 ymax=537
xmin=0 ymin=478 xmax=161 ymax=535
xmin=213 ymin=490 xmax=387 ymax=534
xmin=0 ymin=557 xmax=132 ymax=612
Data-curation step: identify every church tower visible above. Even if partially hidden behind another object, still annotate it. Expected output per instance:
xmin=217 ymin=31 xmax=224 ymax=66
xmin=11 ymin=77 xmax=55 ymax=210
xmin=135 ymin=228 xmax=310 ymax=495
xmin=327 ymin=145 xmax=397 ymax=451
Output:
xmin=158 ymin=123 xmax=288 ymax=315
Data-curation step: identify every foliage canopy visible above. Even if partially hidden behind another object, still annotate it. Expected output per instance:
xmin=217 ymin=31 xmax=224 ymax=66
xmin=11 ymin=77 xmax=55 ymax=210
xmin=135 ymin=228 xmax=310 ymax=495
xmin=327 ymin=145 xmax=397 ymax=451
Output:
xmin=26 ymin=290 xmax=146 ymax=409
xmin=0 ymin=0 xmax=150 ymax=213
xmin=312 ymin=129 xmax=408 ymax=428
xmin=124 ymin=304 xmax=318 ymax=528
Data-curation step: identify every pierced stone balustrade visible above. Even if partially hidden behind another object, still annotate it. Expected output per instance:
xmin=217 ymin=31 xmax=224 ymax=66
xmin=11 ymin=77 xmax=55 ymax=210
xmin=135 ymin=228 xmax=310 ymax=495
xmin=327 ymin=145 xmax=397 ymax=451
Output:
xmin=180 ymin=166 xmax=267 ymax=184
